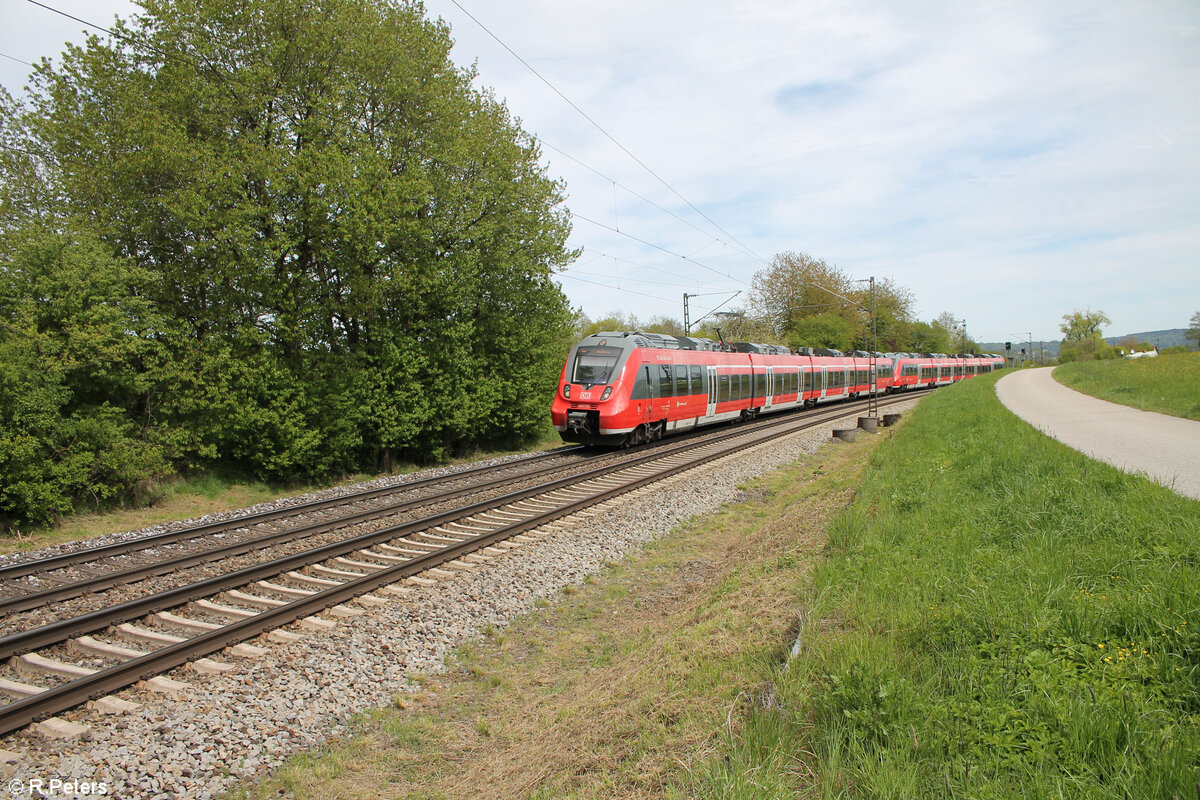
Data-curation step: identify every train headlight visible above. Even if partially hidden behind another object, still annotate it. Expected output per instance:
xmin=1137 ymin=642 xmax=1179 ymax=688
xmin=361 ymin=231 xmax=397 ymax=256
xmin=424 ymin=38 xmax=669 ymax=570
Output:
xmin=600 ymin=386 xmax=612 ymax=401
xmin=563 ymin=384 xmax=571 ymax=398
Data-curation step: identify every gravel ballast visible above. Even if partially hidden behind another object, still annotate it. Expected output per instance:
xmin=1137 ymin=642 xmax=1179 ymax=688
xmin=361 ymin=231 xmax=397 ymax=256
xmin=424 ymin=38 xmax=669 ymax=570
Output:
xmin=0 ymin=403 xmax=916 ymax=799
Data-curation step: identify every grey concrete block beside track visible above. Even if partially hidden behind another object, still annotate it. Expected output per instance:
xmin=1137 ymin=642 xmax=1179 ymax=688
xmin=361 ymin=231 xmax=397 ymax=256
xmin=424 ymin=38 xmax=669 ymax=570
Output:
xmin=996 ymin=367 xmax=1200 ymax=501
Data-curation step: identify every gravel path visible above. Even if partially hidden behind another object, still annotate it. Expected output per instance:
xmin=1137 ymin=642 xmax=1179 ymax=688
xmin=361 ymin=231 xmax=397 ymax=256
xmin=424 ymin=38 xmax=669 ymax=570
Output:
xmin=996 ymin=368 xmax=1200 ymax=501
xmin=0 ymin=403 xmax=915 ymax=799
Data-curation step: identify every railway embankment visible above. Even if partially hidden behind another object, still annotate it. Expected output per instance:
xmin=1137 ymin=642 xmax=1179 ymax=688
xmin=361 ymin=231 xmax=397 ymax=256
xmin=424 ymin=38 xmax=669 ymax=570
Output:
xmin=237 ymin=405 xmax=894 ymax=799
xmin=1 ymin=400 xmax=916 ymax=798
xmin=243 ymin=372 xmax=1198 ymax=798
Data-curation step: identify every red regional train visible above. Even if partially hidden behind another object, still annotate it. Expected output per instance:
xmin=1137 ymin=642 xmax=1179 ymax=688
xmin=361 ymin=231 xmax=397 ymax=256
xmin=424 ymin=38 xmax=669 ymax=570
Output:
xmin=550 ymin=331 xmax=1004 ymax=446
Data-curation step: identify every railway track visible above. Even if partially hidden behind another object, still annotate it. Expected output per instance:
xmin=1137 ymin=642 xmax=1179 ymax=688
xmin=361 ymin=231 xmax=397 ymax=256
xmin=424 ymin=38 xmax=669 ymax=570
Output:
xmin=0 ymin=393 xmax=920 ymax=736
xmin=0 ymin=446 xmax=599 ymax=617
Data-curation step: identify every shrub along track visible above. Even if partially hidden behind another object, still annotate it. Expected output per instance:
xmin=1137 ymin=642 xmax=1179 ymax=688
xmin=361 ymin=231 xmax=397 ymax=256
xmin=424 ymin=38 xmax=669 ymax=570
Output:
xmin=0 ymin=392 xmax=923 ymax=737
xmin=0 ymin=446 xmax=595 ymax=616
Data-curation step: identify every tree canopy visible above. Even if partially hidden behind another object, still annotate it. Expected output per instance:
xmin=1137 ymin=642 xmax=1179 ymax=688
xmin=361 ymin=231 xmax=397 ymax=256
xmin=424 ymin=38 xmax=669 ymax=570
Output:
xmin=1058 ymin=309 xmax=1114 ymax=362
xmin=0 ymin=0 xmax=576 ymax=528
xmin=745 ymin=251 xmax=978 ymax=354
xmin=1060 ymin=309 xmax=1112 ymax=341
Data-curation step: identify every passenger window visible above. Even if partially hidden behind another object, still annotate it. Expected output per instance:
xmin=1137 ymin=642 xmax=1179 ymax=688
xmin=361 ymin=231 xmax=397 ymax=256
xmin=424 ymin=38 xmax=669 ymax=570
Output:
xmin=691 ymin=365 xmax=703 ymax=393
xmin=659 ymin=365 xmax=673 ymax=397
xmin=675 ymin=364 xmax=688 ymax=395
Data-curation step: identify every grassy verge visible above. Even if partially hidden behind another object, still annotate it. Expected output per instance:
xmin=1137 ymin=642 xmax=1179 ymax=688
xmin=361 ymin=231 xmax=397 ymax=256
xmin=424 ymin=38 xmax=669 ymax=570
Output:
xmin=235 ymin=422 xmax=889 ymax=799
xmin=0 ymin=432 xmax=564 ymax=557
xmin=1054 ymin=351 xmax=1200 ymax=420
xmin=709 ymin=373 xmax=1200 ymax=798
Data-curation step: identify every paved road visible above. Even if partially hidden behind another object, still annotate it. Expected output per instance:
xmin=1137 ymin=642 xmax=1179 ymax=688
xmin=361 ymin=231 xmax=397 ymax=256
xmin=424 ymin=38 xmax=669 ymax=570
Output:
xmin=995 ymin=367 xmax=1200 ymax=501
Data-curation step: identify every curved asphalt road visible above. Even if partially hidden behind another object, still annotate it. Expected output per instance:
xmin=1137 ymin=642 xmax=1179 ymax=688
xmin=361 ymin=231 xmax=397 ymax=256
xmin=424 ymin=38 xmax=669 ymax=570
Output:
xmin=995 ymin=367 xmax=1200 ymax=501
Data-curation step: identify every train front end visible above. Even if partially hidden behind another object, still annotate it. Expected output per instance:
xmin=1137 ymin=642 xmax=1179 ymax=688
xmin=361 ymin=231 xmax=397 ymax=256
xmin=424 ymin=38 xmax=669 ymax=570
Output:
xmin=550 ymin=334 xmax=639 ymax=445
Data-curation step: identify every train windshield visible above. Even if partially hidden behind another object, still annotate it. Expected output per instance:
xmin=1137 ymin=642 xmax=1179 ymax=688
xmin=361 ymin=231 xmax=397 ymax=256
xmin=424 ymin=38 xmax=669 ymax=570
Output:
xmin=571 ymin=346 xmax=621 ymax=385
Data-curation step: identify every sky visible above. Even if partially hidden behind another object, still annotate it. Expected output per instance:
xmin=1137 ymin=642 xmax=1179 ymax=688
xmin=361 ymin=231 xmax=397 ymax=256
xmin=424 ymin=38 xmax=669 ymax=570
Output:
xmin=1 ymin=0 xmax=1197 ymax=344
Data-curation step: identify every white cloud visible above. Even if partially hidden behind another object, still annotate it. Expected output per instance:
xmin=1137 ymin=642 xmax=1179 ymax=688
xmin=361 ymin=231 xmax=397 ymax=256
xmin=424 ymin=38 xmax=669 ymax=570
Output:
xmin=3 ymin=0 xmax=1197 ymax=340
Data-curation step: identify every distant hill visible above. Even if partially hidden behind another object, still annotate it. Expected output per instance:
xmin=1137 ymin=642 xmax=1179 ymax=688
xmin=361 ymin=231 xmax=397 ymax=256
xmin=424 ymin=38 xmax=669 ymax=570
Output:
xmin=977 ymin=329 xmax=1191 ymax=359
xmin=1105 ymin=329 xmax=1190 ymax=349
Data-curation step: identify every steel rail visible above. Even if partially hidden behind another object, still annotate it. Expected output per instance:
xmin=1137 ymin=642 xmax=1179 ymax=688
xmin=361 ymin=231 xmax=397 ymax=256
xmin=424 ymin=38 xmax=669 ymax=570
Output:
xmin=0 ymin=392 xmax=922 ymax=736
xmin=0 ymin=394 xmax=902 ymax=666
xmin=0 ymin=448 xmax=613 ymax=616
xmin=0 ymin=401 xmax=850 ymax=659
xmin=0 ymin=445 xmax=588 ymax=582
xmin=0 ymin=390 xmax=909 ymax=615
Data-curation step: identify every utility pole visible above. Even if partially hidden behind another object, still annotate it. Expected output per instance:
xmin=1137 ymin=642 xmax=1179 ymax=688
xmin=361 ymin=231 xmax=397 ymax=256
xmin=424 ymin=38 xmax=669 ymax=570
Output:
xmin=806 ymin=276 xmax=878 ymax=418
xmin=869 ymin=277 xmax=878 ymax=418
xmin=683 ymin=291 xmax=741 ymax=334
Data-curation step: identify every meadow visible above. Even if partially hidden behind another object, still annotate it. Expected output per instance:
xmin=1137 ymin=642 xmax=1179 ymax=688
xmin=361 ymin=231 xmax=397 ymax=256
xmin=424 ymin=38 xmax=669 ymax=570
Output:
xmin=1054 ymin=351 xmax=1200 ymax=420
xmin=710 ymin=373 xmax=1200 ymax=798
xmin=233 ymin=374 xmax=1199 ymax=798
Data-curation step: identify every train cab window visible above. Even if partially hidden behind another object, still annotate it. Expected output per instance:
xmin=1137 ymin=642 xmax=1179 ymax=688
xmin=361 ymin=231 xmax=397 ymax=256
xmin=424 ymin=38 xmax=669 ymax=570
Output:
xmin=690 ymin=365 xmax=703 ymax=393
xmin=674 ymin=364 xmax=689 ymax=395
xmin=659 ymin=365 xmax=674 ymax=397
xmin=571 ymin=346 xmax=621 ymax=385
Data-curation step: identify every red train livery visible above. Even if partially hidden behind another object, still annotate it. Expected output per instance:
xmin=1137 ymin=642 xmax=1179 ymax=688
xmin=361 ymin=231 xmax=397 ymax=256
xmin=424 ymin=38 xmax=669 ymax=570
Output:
xmin=551 ymin=331 xmax=1004 ymax=446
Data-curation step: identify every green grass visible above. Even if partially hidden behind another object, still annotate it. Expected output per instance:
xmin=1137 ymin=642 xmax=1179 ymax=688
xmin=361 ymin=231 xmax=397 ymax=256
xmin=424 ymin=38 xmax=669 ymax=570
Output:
xmin=702 ymin=373 xmax=1200 ymax=799
xmin=0 ymin=426 xmax=565 ymax=555
xmin=1054 ymin=351 xmax=1200 ymax=420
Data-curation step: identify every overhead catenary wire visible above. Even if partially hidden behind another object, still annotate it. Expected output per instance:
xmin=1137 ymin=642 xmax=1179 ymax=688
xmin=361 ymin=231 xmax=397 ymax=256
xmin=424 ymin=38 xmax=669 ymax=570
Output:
xmin=570 ymin=211 xmax=752 ymax=288
xmin=572 ymin=245 xmax=736 ymax=290
xmin=557 ymin=272 xmax=679 ymax=305
xmin=534 ymin=135 xmax=765 ymax=266
xmin=445 ymin=0 xmax=769 ymax=268
xmin=0 ymin=51 xmax=36 ymax=68
xmin=17 ymin=0 xmax=763 ymax=311
xmin=565 ymin=266 xmax=727 ymax=290
xmin=556 ymin=272 xmax=733 ymax=322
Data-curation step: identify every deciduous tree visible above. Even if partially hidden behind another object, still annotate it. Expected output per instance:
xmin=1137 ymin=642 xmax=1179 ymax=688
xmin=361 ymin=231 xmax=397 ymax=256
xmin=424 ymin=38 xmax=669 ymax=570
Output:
xmin=1058 ymin=309 xmax=1114 ymax=362
xmin=1060 ymin=309 xmax=1112 ymax=341
xmin=0 ymin=0 xmax=575 ymax=526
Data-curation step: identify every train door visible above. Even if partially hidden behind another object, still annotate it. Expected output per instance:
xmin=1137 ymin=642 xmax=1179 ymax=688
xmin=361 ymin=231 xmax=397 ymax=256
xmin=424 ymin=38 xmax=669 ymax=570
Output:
xmin=706 ymin=366 xmax=717 ymax=417
xmin=764 ymin=366 xmax=774 ymax=410
xmin=642 ymin=365 xmax=656 ymax=425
